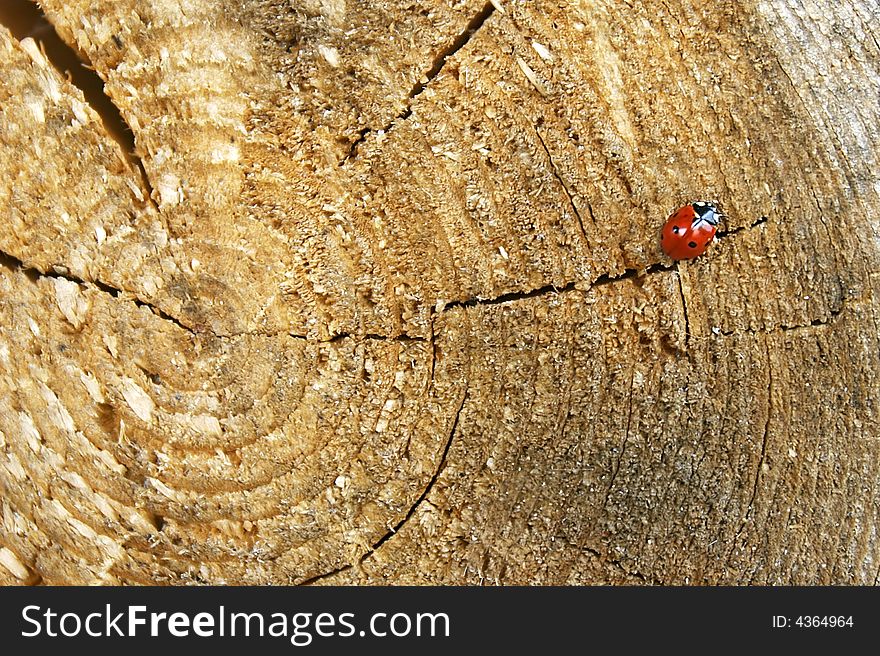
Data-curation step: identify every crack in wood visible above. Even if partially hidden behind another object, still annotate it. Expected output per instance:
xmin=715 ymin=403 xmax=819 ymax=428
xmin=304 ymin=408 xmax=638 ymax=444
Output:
xmin=11 ymin=221 xmax=836 ymax=343
xmin=300 ymin=388 xmax=468 ymax=586
xmin=675 ymin=270 xmax=691 ymax=352
xmin=341 ymin=2 xmax=496 ymax=163
xmin=442 ymin=262 xmax=675 ymax=312
xmin=297 ymin=563 xmax=351 ymax=586
xmin=367 ymin=389 xmax=467 ymax=552
xmin=443 ymin=281 xmax=576 ymax=310
xmin=3 ymin=243 xmax=680 ymax=341
xmin=715 ymin=300 xmax=848 ymax=337
xmin=715 ymin=214 xmax=768 ymax=239
xmin=428 ymin=311 xmax=438 ymax=387
xmin=0 ymin=0 xmax=156 ymax=209
xmin=533 ymin=126 xmax=588 ymax=242
xmin=581 ymin=545 xmax=602 ymax=559
xmin=600 ymin=366 xmax=636 ymax=512
xmin=727 ymin=335 xmax=773 ymax=564
xmin=324 ymin=332 xmax=428 ymax=343
xmin=0 ymin=246 xmax=195 ymax=335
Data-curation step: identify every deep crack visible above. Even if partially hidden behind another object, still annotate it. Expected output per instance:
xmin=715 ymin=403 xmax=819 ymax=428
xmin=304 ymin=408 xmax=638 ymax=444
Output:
xmin=367 ymin=389 xmax=467 ymax=553
xmin=297 ymin=563 xmax=351 ymax=586
xmin=442 ymin=262 xmax=673 ymax=312
xmin=0 ymin=0 xmax=155 ymax=206
xmin=716 ymin=214 xmax=768 ymax=239
xmin=0 ymin=247 xmax=194 ymax=335
xmin=342 ymin=2 xmax=496 ymax=163
xmin=443 ymin=281 xmax=576 ymax=310
xmin=325 ymin=332 xmax=428 ymax=343
xmin=300 ymin=389 xmax=468 ymax=586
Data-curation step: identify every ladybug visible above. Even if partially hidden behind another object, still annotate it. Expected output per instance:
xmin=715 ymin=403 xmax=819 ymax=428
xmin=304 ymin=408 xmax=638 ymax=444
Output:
xmin=660 ymin=201 xmax=722 ymax=260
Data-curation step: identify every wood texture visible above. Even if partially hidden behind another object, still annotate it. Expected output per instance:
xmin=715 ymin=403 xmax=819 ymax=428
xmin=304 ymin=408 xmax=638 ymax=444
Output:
xmin=0 ymin=0 xmax=878 ymax=584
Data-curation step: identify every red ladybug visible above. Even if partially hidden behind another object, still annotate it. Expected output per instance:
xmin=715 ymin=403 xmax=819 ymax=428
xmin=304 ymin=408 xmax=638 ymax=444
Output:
xmin=660 ymin=201 xmax=721 ymax=260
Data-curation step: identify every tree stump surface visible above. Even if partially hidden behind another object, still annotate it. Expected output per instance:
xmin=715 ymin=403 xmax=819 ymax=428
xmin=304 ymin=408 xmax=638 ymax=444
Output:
xmin=0 ymin=0 xmax=878 ymax=585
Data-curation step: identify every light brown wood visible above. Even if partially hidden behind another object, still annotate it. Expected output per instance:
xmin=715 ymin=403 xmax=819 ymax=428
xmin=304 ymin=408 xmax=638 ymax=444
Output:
xmin=0 ymin=0 xmax=878 ymax=585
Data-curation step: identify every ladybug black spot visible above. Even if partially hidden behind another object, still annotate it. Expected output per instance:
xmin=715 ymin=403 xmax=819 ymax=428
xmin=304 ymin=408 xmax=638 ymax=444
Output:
xmin=688 ymin=241 xmax=697 ymax=248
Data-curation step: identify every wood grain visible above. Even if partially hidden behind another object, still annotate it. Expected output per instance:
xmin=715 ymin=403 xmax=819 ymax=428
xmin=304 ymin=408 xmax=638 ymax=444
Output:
xmin=0 ymin=0 xmax=877 ymax=584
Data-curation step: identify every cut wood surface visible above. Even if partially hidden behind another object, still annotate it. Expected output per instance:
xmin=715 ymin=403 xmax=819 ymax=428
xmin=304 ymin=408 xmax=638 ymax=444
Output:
xmin=1 ymin=0 xmax=878 ymax=584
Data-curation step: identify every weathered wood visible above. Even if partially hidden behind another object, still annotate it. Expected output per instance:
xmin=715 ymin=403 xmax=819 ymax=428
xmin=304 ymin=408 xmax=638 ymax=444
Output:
xmin=0 ymin=0 xmax=878 ymax=584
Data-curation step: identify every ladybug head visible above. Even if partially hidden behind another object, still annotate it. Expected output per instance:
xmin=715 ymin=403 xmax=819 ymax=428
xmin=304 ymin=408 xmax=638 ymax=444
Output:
xmin=691 ymin=201 xmax=722 ymax=226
